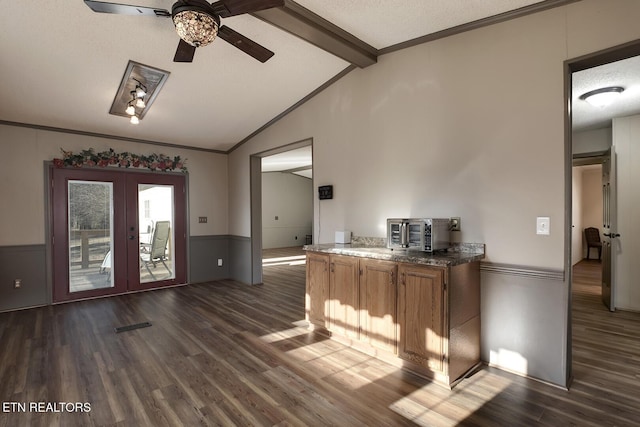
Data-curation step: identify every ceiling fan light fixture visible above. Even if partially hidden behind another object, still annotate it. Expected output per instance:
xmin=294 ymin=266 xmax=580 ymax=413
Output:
xmin=125 ymin=102 xmax=135 ymax=116
xmin=130 ymin=115 xmax=140 ymax=125
xmin=135 ymin=98 xmax=146 ymax=108
xmin=580 ymin=86 xmax=624 ymax=107
xmin=173 ymin=9 xmax=219 ymax=48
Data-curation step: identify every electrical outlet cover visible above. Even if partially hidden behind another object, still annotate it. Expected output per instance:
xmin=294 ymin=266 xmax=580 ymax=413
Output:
xmin=536 ymin=217 xmax=550 ymax=235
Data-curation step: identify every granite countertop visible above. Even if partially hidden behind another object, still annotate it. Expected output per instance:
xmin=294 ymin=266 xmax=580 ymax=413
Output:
xmin=303 ymin=242 xmax=485 ymax=267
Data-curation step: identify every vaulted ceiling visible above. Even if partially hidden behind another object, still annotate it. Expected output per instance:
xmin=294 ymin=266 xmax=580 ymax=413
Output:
xmin=2 ymin=0 xmax=618 ymax=154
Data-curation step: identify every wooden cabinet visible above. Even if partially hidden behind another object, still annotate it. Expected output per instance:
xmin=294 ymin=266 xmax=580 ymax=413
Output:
xmin=328 ymin=255 xmax=359 ymax=339
xmin=397 ymin=264 xmax=445 ymax=372
xmin=397 ymin=262 xmax=481 ymax=386
xmin=360 ymin=259 xmax=398 ymax=353
xmin=305 ymin=252 xmax=329 ymax=329
xmin=305 ymin=251 xmax=480 ymax=388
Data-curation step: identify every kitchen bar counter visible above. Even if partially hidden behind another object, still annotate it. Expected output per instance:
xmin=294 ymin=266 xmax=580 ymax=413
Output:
xmin=303 ymin=242 xmax=485 ymax=267
xmin=304 ymin=240 xmax=484 ymax=388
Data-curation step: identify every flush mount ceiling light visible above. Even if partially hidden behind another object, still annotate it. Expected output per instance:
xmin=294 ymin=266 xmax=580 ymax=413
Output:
xmin=109 ymin=61 xmax=170 ymax=123
xmin=579 ymin=86 xmax=624 ymax=108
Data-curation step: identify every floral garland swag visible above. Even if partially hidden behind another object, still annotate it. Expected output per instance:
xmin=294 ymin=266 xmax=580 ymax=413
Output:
xmin=53 ymin=148 xmax=187 ymax=172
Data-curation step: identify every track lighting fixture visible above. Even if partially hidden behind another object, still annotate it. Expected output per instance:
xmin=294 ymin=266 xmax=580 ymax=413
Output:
xmin=133 ymin=79 xmax=147 ymax=97
xmin=109 ymin=61 xmax=170 ymax=123
xmin=134 ymin=84 xmax=147 ymax=98
xmin=125 ymin=101 xmax=135 ymax=116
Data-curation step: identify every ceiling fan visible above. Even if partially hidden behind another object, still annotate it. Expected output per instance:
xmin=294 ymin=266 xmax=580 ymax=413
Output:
xmin=84 ymin=0 xmax=284 ymax=63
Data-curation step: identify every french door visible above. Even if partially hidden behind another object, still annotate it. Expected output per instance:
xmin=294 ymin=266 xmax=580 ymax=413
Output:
xmin=51 ymin=167 xmax=187 ymax=303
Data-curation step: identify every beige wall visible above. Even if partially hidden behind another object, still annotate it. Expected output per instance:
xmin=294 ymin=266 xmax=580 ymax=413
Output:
xmin=571 ymin=167 xmax=584 ymax=265
xmin=262 ymin=172 xmax=312 ymax=249
xmin=227 ymin=0 xmax=640 ymax=386
xmin=581 ymin=167 xmax=603 ymax=240
xmin=572 ymin=165 xmax=602 ymax=261
xmin=0 ymin=124 xmax=228 ymax=246
xmin=230 ymin=0 xmax=640 ymax=267
xmin=573 ymin=128 xmax=611 ymax=154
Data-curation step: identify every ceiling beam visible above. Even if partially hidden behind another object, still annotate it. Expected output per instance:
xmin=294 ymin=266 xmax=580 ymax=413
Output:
xmin=252 ymin=0 xmax=377 ymax=68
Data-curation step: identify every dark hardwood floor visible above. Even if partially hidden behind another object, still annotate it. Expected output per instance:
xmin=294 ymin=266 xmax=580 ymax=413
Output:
xmin=1 ymin=252 xmax=639 ymax=426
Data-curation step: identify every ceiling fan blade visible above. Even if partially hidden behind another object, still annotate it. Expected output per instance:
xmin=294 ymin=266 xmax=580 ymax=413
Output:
xmin=217 ymin=25 xmax=275 ymax=62
xmin=174 ymin=39 xmax=197 ymax=63
xmin=211 ymin=0 xmax=284 ymax=18
xmin=84 ymin=0 xmax=170 ymax=17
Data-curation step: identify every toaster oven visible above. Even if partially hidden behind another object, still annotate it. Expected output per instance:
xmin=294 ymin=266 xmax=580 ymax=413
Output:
xmin=387 ymin=218 xmax=450 ymax=252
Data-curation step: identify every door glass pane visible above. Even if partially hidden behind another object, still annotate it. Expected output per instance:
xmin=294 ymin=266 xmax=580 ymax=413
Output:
xmin=139 ymin=184 xmax=175 ymax=283
xmin=68 ymin=180 xmax=114 ymax=292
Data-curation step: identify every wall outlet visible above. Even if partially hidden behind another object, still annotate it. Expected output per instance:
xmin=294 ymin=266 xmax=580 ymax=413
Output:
xmin=217 ymin=258 xmax=223 ymax=267
xmin=14 ymin=279 xmax=22 ymax=289
xmin=198 ymin=216 xmax=208 ymax=223
xmin=537 ymin=217 xmax=550 ymax=235
xmin=450 ymin=217 xmax=461 ymax=231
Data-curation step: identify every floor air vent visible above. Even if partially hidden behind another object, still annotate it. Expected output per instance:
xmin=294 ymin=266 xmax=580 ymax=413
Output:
xmin=114 ymin=322 xmax=152 ymax=333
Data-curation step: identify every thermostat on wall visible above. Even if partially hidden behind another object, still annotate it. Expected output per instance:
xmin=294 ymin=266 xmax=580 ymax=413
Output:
xmin=318 ymin=185 xmax=333 ymax=200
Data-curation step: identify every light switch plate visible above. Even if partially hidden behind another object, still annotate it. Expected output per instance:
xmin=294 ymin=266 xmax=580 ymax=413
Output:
xmin=536 ymin=217 xmax=550 ymax=235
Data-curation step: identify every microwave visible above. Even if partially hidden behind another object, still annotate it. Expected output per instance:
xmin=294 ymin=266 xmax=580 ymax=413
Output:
xmin=387 ymin=218 xmax=450 ymax=252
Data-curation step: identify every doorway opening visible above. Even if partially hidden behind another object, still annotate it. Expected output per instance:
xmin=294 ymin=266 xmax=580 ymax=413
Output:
xmin=249 ymin=139 xmax=313 ymax=285
xmin=567 ymin=38 xmax=640 ymax=384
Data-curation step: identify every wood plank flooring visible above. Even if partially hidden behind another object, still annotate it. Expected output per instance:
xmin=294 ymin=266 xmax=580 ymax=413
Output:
xmin=1 ymin=251 xmax=640 ymax=426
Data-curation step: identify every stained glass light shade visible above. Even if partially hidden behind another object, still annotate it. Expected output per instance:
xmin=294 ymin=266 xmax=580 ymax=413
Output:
xmin=173 ymin=10 xmax=219 ymax=47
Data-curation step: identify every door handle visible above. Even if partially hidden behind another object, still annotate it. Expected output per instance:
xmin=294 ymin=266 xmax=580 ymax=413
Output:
xmin=129 ymin=235 xmax=136 ymax=240
xmin=603 ymin=233 xmax=621 ymax=238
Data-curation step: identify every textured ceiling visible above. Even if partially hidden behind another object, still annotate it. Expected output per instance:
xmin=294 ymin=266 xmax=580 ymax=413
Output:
xmin=1 ymin=0 xmax=615 ymax=155
xmin=293 ymin=0 xmax=548 ymax=49
xmin=572 ymin=55 xmax=640 ymax=132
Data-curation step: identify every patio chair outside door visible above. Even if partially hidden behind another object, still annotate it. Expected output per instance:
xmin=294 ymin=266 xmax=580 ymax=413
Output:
xmin=140 ymin=221 xmax=172 ymax=280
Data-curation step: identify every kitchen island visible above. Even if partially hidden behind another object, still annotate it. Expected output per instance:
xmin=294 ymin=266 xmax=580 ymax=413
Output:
xmin=304 ymin=242 xmax=484 ymax=388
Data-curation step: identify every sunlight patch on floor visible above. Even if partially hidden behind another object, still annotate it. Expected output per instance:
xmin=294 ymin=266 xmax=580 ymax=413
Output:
xmin=262 ymin=255 xmax=306 ymax=267
xmin=389 ymin=369 xmax=510 ymax=426
xmin=258 ymin=327 xmax=309 ymax=343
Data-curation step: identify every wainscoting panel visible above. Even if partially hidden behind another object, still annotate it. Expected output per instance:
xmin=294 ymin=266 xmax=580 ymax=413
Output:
xmin=189 ymin=235 xmax=230 ymax=283
xmin=480 ymin=262 xmax=569 ymax=388
xmin=0 ymin=245 xmax=48 ymax=312
xmin=229 ymin=235 xmax=252 ymax=285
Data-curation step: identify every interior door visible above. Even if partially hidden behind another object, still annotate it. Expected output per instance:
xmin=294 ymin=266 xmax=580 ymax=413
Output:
xmin=52 ymin=167 xmax=187 ymax=302
xmin=601 ymin=148 xmax=617 ymax=311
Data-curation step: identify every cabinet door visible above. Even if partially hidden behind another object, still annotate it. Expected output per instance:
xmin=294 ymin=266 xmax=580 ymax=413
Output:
xmin=329 ymin=255 xmax=360 ymax=339
xmin=397 ymin=264 xmax=445 ymax=372
xmin=306 ymin=253 xmax=330 ymax=328
xmin=360 ymin=259 xmax=398 ymax=353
